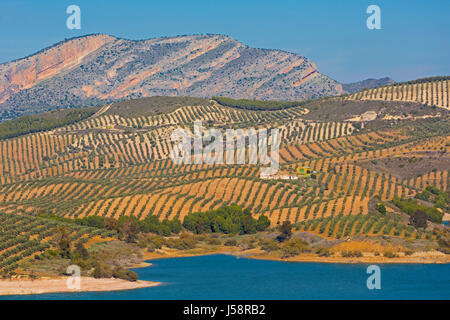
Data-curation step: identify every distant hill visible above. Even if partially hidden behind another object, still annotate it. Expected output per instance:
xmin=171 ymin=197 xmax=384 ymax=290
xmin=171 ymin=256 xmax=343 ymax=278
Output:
xmin=342 ymin=77 xmax=394 ymax=93
xmin=0 ymin=33 xmax=342 ymax=120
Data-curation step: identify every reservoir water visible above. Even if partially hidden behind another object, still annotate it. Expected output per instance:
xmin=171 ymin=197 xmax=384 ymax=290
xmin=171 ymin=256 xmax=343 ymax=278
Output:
xmin=1 ymin=254 xmax=449 ymax=300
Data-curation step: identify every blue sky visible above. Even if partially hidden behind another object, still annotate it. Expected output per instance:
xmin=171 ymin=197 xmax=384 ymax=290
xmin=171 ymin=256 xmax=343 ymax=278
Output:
xmin=0 ymin=0 xmax=449 ymax=82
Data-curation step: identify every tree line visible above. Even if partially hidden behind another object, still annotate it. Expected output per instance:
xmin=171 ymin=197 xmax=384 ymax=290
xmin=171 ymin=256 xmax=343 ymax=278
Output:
xmin=41 ymin=204 xmax=271 ymax=241
xmin=0 ymin=107 xmax=97 ymax=140
xmin=182 ymin=205 xmax=270 ymax=234
xmin=212 ymin=96 xmax=304 ymax=111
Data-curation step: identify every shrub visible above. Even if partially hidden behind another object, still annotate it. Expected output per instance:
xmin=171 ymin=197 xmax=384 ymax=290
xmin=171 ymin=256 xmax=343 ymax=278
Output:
xmin=165 ymin=238 xmax=196 ymax=250
xmin=276 ymin=221 xmax=293 ymax=242
xmin=256 ymin=215 xmax=270 ymax=231
xmin=44 ymin=249 xmax=59 ymax=258
xmin=112 ymin=267 xmax=138 ymax=282
xmin=375 ymin=203 xmax=387 ymax=215
xmin=353 ymin=250 xmax=363 ymax=257
xmin=437 ymin=235 xmax=450 ymax=254
xmin=316 ymin=247 xmax=331 ymax=257
xmin=147 ymin=235 xmax=164 ymax=251
xmin=341 ymin=250 xmax=363 ymax=258
xmin=104 ymin=218 xmax=119 ymax=231
xmin=118 ymin=216 xmax=141 ymax=243
xmin=259 ymin=239 xmax=279 ymax=252
xmin=92 ymin=263 xmax=113 ymax=278
xmin=206 ymin=238 xmax=221 ymax=245
xmin=392 ymin=197 xmax=443 ymax=223
xmin=409 ymin=210 xmax=428 ymax=229
xmin=224 ymin=239 xmax=237 ymax=246
xmin=280 ymin=238 xmax=309 ymax=258
xmin=72 ymin=240 xmax=89 ymax=260
xmin=237 ymin=238 xmax=258 ymax=250
xmin=383 ymin=251 xmax=397 ymax=258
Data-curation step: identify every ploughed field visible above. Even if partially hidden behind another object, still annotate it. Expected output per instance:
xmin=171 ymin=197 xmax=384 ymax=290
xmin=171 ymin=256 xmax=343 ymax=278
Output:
xmin=0 ymin=80 xmax=449 ymax=272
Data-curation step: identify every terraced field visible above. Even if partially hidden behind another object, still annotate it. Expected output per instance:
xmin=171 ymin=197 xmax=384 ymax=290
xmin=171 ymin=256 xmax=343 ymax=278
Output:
xmin=0 ymin=79 xmax=449 ymax=272
xmin=345 ymin=78 xmax=450 ymax=110
xmin=0 ymin=213 xmax=114 ymax=274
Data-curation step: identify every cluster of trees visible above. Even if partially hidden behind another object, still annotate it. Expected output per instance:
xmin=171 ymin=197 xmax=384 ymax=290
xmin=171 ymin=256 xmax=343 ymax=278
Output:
xmin=375 ymin=203 xmax=387 ymax=214
xmin=95 ymin=215 xmax=181 ymax=243
xmin=183 ymin=205 xmax=270 ymax=234
xmin=42 ymin=214 xmax=182 ymax=242
xmin=92 ymin=264 xmax=138 ymax=282
xmin=276 ymin=221 xmax=293 ymax=242
xmin=212 ymin=96 xmax=303 ymax=111
xmin=258 ymin=221 xmax=313 ymax=258
xmin=0 ymin=107 xmax=96 ymax=140
xmin=416 ymin=186 xmax=449 ymax=211
xmin=392 ymin=196 xmax=444 ymax=224
xmin=44 ymin=205 xmax=269 ymax=239
xmin=51 ymin=226 xmax=139 ymax=282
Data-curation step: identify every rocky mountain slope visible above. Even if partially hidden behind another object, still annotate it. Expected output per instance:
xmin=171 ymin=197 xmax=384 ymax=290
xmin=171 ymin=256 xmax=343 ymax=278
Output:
xmin=0 ymin=33 xmax=342 ymax=120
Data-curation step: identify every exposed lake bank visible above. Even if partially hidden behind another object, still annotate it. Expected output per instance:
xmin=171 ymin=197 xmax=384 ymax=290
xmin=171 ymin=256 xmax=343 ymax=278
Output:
xmin=0 ymin=276 xmax=159 ymax=296
xmin=142 ymin=244 xmax=450 ymax=264
xmin=2 ymin=255 xmax=449 ymax=300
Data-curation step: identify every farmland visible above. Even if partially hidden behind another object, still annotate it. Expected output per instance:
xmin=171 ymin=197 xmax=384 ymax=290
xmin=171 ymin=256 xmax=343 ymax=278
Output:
xmin=0 ymin=78 xmax=450 ymax=274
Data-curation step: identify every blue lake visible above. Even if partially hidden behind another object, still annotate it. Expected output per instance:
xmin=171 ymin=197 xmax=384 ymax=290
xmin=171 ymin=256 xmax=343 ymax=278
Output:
xmin=1 ymin=254 xmax=449 ymax=300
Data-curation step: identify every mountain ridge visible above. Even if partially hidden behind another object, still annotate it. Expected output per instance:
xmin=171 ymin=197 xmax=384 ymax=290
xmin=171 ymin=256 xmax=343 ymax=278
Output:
xmin=0 ymin=33 xmax=342 ymax=120
xmin=342 ymin=77 xmax=395 ymax=93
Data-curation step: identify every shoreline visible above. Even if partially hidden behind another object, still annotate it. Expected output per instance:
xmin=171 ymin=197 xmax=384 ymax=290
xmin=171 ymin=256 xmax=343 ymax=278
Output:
xmin=142 ymin=247 xmax=450 ymax=264
xmin=243 ymin=252 xmax=450 ymax=264
xmin=0 ymin=276 xmax=160 ymax=296
xmin=1 ymin=249 xmax=447 ymax=296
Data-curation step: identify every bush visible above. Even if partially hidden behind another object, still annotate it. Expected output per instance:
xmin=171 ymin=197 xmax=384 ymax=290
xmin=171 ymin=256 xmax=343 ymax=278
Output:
xmin=375 ymin=203 xmax=387 ymax=215
xmin=353 ymin=250 xmax=363 ymax=257
xmin=118 ymin=216 xmax=141 ymax=243
xmin=72 ymin=240 xmax=89 ymax=260
xmin=44 ymin=249 xmax=59 ymax=258
xmin=392 ymin=197 xmax=443 ymax=223
xmin=206 ymin=238 xmax=222 ymax=245
xmin=256 ymin=215 xmax=271 ymax=231
xmin=437 ymin=235 xmax=450 ymax=254
xmin=165 ymin=238 xmax=196 ymax=250
xmin=183 ymin=205 xmax=266 ymax=235
xmin=341 ymin=250 xmax=363 ymax=258
xmin=237 ymin=238 xmax=257 ymax=250
xmin=224 ymin=239 xmax=237 ymax=246
xmin=104 ymin=217 xmax=119 ymax=231
xmin=316 ymin=247 xmax=331 ymax=257
xmin=75 ymin=216 xmax=105 ymax=229
xmin=383 ymin=251 xmax=398 ymax=258
xmin=260 ymin=239 xmax=279 ymax=252
xmin=147 ymin=235 xmax=164 ymax=251
xmin=409 ymin=210 xmax=428 ymax=229
xmin=276 ymin=221 xmax=293 ymax=242
xmin=92 ymin=263 xmax=113 ymax=278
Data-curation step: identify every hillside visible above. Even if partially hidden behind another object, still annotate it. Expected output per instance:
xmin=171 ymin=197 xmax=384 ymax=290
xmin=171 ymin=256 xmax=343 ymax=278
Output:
xmin=0 ymin=34 xmax=342 ymax=121
xmin=344 ymin=77 xmax=450 ymax=110
xmin=0 ymin=78 xmax=449 ymax=274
